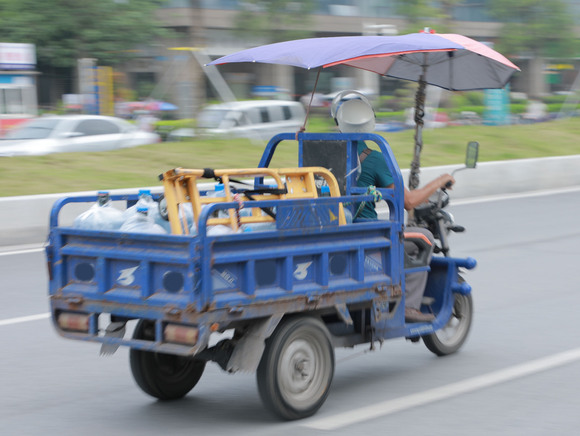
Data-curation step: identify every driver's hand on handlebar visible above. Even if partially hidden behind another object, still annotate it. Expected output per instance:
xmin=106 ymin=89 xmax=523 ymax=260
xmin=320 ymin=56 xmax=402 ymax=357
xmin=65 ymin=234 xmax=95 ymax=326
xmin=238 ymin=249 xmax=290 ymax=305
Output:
xmin=440 ymin=174 xmax=455 ymax=190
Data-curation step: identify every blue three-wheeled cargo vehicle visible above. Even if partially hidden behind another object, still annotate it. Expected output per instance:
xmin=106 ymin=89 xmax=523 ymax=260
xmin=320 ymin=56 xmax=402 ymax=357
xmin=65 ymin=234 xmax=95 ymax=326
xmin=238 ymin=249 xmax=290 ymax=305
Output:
xmin=46 ymin=131 xmax=477 ymax=420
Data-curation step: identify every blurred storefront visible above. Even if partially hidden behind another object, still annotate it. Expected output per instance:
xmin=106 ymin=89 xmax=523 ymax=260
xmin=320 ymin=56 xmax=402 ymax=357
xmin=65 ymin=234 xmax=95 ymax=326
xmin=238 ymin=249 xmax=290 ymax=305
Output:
xmin=0 ymin=43 xmax=38 ymax=134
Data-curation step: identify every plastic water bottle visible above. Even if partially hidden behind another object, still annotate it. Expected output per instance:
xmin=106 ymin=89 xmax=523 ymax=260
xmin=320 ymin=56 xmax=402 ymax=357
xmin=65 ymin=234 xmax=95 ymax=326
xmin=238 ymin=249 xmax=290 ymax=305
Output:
xmin=73 ymin=191 xmax=124 ymax=230
xmin=123 ymin=189 xmax=155 ymax=220
xmin=343 ymin=207 xmax=353 ymax=224
xmin=207 ymin=224 xmax=234 ymax=236
xmin=207 ymin=183 xmax=229 ymax=218
xmin=150 ymin=201 xmax=172 ymax=233
xmin=320 ymin=185 xmax=330 ymax=197
xmin=241 ymin=222 xmax=276 ymax=233
xmin=214 ymin=183 xmax=225 ymax=197
xmin=120 ymin=206 xmax=166 ymax=234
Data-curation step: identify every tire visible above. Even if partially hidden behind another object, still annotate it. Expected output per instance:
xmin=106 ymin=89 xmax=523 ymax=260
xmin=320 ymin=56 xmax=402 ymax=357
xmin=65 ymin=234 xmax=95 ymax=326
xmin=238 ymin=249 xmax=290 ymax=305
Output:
xmin=257 ymin=317 xmax=334 ymax=420
xmin=423 ymin=292 xmax=473 ymax=356
xmin=129 ymin=320 xmax=205 ymax=400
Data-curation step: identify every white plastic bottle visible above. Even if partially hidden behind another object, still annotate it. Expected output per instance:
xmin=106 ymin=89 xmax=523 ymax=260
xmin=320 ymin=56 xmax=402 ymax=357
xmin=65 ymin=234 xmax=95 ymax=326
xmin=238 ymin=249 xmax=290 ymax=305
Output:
xmin=209 ymin=183 xmax=229 ymax=218
xmin=123 ymin=189 xmax=155 ymax=220
xmin=343 ymin=207 xmax=353 ymax=224
xmin=73 ymin=191 xmax=124 ymax=230
xmin=120 ymin=206 xmax=166 ymax=234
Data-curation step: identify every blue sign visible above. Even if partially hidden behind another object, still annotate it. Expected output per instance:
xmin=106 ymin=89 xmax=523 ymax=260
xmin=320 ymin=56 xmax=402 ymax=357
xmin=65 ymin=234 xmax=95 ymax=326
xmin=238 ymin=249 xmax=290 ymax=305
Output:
xmin=483 ymin=85 xmax=511 ymax=125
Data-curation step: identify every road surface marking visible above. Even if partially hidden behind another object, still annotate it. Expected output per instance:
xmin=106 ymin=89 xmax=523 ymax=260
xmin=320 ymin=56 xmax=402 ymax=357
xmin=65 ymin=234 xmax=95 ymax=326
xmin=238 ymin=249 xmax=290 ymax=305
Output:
xmin=0 ymin=313 xmax=50 ymax=326
xmin=453 ymin=185 xmax=580 ymax=206
xmin=304 ymin=347 xmax=580 ymax=430
xmin=0 ymin=247 xmax=44 ymax=257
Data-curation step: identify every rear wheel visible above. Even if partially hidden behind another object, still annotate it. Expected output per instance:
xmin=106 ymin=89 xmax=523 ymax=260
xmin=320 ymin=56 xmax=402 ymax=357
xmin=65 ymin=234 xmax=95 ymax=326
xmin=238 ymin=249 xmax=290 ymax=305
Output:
xmin=257 ymin=317 xmax=334 ymax=420
xmin=423 ymin=292 xmax=473 ymax=356
xmin=129 ymin=320 xmax=205 ymax=400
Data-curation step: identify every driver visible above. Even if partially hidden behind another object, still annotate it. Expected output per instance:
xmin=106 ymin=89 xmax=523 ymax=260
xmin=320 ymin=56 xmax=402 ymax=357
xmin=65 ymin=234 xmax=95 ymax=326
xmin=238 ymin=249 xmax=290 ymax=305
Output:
xmin=333 ymin=91 xmax=455 ymax=323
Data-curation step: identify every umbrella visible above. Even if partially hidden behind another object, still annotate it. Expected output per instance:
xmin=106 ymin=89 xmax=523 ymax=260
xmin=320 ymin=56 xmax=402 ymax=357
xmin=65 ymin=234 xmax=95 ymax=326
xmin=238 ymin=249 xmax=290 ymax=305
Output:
xmin=145 ymin=101 xmax=178 ymax=111
xmin=208 ymin=30 xmax=519 ymax=190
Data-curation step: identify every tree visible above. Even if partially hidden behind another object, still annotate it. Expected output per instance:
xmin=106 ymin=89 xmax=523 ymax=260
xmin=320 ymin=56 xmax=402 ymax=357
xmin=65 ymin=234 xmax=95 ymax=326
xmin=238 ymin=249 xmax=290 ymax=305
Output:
xmin=0 ymin=0 xmax=169 ymax=69
xmin=394 ymin=0 xmax=466 ymax=34
xmin=489 ymin=0 xmax=578 ymax=96
xmin=489 ymin=0 xmax=577 ymax=59
xmin=233 ymin=0 xmax=316 ymax=43
xmin=0 ymin=0 xmax=169 ymax=106
xmin=394 ymin=0 xmax=437 ymax=33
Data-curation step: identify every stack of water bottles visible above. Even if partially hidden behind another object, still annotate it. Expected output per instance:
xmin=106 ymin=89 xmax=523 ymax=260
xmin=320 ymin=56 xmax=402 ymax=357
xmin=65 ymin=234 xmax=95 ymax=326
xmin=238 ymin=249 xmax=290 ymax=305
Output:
xmin=121 ymin=189 xmax=170 ymax=234
xmin=72 ymin=183 xmax=292 ymax=235
xmin=73 ymin=190 xmax=171 ymax=235
xmin=73 ymin=191 xmax=125 ymax=231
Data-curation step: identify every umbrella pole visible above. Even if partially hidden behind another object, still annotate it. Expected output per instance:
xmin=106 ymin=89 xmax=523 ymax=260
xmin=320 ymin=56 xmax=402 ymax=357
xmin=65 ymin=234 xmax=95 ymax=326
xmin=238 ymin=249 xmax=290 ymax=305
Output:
xmin=297 ymin=67 xmax=322 ymax=136
xmin=407 ymin=65 xmax=427 ymax=225
xmin=409 ymin=75 xmax=426 ymax=192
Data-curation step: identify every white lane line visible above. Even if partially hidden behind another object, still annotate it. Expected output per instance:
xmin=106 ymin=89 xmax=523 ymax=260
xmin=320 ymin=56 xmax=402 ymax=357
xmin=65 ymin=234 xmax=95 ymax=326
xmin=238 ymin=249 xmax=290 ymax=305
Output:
xmin=0 ymin=247 xmax=44 ymax=257
xmin=0 ymin=313 xmax=50 ymax=326
xmin=304 ymin=347 xmax=580 ymax=431
xmin=453 ymin=185 xmax=580 ymax=206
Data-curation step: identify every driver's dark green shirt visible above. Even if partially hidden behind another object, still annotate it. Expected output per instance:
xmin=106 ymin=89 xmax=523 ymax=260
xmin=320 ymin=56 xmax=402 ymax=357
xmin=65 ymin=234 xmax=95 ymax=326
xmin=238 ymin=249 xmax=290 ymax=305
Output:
xmin=355 ymin=141 xmax=394 ymax=220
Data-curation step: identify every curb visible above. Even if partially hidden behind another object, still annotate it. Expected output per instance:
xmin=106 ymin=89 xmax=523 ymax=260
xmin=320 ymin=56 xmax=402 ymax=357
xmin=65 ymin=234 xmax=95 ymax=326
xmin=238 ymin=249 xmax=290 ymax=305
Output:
xmin=1 ymin=155 xmax=580 ymax=247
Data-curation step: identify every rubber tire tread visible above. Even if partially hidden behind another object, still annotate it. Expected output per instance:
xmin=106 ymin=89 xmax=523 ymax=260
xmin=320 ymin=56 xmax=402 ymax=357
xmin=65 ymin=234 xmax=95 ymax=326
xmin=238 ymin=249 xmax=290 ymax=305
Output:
xmin=257 ymin=316 xmax=334 ymax=420
xmin=423 ymin=292 xmax=473 ymax=356
xmin=129 ymin=320 xmax=205 ymax=400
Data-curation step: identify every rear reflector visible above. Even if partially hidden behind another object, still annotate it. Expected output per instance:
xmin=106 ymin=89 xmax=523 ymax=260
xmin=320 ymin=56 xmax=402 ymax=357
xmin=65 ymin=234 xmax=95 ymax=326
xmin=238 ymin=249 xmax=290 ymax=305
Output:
xmin=164 ymin=324 xmax=199 ymax=346
xmin=57 ymin=312 xmax=90 ymax=333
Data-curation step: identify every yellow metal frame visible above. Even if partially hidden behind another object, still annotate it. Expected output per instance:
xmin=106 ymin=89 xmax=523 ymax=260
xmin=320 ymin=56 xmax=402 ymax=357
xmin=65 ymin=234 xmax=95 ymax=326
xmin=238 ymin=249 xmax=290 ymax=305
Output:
xmin=160 ymin=167 xmax=346 ymax=235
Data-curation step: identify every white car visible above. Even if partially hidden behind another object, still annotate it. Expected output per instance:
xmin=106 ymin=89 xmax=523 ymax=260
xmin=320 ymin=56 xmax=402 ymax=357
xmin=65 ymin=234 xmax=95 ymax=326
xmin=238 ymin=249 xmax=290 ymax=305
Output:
xmin=0 ymin=115 xmax=160 ymax=156
xmin=196 ymin=100 xmax=306 ymax=141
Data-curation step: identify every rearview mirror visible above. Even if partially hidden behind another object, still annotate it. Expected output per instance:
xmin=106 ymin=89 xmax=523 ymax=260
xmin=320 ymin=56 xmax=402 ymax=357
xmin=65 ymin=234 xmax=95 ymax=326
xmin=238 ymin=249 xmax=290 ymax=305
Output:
xmin=452 ymin=141 xmax=479 ymax=177
xmin=465 ymin=141 xmax=479 ymax=169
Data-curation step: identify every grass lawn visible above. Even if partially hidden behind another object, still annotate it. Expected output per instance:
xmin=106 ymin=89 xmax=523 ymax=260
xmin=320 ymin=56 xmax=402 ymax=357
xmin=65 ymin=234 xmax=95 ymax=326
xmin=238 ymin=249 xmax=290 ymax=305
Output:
xmin=1 ymin=117 xmax=578 ymax=197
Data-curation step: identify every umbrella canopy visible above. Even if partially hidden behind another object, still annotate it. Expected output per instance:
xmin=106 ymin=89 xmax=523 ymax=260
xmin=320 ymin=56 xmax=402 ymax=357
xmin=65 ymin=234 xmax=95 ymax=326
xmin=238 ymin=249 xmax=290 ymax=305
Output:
xmin=208 ymin=31 xmax=519 ymax=191
xmin=209 ymin=32 xmax=519 ymax=91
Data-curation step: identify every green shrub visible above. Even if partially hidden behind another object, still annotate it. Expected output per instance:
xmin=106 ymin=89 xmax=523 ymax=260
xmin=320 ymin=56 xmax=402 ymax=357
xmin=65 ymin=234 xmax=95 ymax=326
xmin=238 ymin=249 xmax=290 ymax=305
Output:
xmin=510 ymin=103 xmax=527 ymax=114
xmin=153 ymin=119 xmax=195 ymax=140
xmin=542 ymin=95 xmax=568 ymax=104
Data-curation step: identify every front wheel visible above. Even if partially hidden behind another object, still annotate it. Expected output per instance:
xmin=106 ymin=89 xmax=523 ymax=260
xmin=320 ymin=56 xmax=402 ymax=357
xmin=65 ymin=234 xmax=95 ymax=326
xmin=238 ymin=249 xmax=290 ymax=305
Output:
xmin=129 ymin=320 xmax=206 ymax=400
xmin=257 ymin=317 xmax=334 ymax=420
xmin=423 ymin=292 xmax=473 ymax=356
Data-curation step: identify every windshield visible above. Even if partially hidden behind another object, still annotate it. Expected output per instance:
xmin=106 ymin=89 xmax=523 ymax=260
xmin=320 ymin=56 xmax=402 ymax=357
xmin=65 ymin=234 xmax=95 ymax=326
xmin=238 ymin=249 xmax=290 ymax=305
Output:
xmin=197 ymin=109 xmax=232 ymax=129
xmin=2 ymin=119 xmax=60 ymax=140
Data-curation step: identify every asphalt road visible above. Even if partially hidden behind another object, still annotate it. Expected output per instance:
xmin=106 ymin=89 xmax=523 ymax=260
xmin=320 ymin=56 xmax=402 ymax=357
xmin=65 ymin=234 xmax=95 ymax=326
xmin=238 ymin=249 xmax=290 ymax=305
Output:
xmin=1 ymin=188 xmax=580 ymax=435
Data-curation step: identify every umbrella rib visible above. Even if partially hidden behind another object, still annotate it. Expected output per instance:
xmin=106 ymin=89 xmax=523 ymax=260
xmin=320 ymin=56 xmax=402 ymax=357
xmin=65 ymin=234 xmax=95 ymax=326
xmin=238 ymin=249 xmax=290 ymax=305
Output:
xmin=323 ymin=49 xmax=457 ymax=69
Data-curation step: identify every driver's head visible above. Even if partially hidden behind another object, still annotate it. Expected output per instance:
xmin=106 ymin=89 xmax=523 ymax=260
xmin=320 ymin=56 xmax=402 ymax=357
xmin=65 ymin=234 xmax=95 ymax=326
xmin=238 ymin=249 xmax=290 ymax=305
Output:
xmin=331 ymin=91 xmax=375 ymax=133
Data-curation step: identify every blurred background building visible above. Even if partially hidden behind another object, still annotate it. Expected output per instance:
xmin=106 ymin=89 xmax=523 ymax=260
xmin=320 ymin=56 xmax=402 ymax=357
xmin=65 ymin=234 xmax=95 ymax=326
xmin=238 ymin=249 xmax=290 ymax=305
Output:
xmin=4 ymin=0 xmax=577 ymax=119
xmin=113 ymin=0 xmax=580 ymax=119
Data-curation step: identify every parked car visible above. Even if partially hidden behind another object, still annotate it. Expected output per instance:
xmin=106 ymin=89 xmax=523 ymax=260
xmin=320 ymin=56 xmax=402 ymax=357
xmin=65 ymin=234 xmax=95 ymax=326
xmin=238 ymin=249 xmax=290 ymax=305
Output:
xmin=0 ymin=115 xmax=160 ymax=156
xmin=167 ymin=100 xmax=306 ymax=142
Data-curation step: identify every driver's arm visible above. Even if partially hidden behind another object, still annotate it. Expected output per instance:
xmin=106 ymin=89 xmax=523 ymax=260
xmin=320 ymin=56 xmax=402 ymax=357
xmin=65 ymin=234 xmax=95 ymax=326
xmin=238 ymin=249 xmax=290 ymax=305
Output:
xmin=386 ymin=174 xmax=455 ymax=211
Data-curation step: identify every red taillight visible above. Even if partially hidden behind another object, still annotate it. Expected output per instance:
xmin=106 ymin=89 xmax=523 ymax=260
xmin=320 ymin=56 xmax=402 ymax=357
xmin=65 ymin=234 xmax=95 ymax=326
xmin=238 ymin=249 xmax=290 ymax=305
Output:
xmin=57 ymin=312 xmax=89 ymax=333
xmin=164 ymin=324 xmax=198 ymax=345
